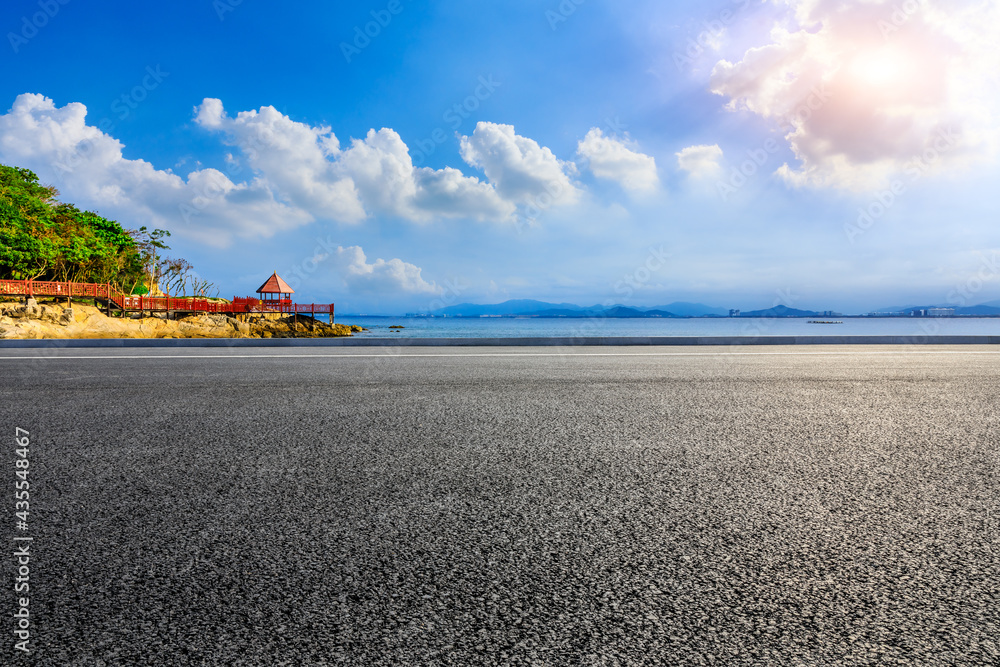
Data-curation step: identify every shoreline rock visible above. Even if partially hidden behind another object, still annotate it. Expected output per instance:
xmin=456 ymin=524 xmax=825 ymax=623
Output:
xmin=0 ymin=300 xmax=363 ymax=339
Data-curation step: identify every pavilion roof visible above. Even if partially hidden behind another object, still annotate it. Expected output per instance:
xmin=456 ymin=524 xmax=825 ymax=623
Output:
xmin=256 ymin=272 xmax=295 ymax=294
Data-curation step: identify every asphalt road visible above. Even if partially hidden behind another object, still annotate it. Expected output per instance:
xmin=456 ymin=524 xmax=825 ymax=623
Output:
xmin=2 ymin=346 xmax=998 ymax=665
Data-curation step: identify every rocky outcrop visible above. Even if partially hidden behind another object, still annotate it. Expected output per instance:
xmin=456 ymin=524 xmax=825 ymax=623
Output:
xmin=0 ymin=301 xmax=363 ymax=339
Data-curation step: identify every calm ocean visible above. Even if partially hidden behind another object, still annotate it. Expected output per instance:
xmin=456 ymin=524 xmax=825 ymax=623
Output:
xmin=334 ymin=316 xmax=1000 ymax=339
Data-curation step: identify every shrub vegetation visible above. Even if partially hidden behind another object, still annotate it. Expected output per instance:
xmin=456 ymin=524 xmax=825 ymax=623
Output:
xmin=1 ymin=163 xmax=213 ymax=296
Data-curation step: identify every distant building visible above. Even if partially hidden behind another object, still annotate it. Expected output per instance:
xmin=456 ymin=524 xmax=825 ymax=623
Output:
xmin=729 ymin=309 xmax=740 ymax=317
xmin=927 ymin=307 xmax=955 ymax=317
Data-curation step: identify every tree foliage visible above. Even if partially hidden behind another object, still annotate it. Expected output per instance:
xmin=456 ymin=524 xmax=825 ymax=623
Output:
xmin=0 ymin=163 xmax=215 ymax=296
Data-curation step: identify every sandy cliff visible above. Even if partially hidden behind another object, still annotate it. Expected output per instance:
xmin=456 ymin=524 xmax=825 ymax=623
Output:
xmin=0 ymin=299 xmax=362 ymax=339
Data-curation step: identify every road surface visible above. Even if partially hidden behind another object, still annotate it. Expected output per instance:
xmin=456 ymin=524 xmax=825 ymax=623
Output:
xmin=2 ymin=346 xmax=998 ymax=665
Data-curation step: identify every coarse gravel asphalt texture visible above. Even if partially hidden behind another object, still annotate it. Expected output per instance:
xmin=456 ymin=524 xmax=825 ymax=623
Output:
xmin=1 ymin=345 xmax=998 ymax=666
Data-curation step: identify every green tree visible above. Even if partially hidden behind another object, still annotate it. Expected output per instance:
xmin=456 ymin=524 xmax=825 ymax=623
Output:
xmin=0 ymin=163 xmax=199 ymax=295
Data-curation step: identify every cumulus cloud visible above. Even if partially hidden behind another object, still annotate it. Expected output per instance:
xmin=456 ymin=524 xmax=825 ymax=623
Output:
xmin=459 ymin=122 xmax=582 ymax=207
xmin=710 ymin=0 xmax=1000 ymax=189
xmin=328 ymin=245 xmax=441 ymax=296
xmin=195 ymin=99 xmax=515 ymax=224
xmin=193 ymin=101 xmax=366 ymax=222
xmin=676 ymin=144 xmax=724 ymax=179
xmin=0 ymin=94 xmax=310 ymax=247
xmin=577 ymin=128 xmax=659 ymax=192
xmin=0 ymin=94 xmax=638 ymax=247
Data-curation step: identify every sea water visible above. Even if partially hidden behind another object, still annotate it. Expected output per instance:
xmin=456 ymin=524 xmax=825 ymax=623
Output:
xmin=333 ymin=316 xmax=1000 ymax=339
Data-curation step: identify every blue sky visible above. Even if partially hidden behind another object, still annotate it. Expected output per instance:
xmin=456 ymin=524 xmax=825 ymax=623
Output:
xmin=2 ymin=0 xmax=998 ymax=314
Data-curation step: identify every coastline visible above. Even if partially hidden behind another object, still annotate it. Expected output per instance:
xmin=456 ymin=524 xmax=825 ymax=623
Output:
xmin=2 ymin=336 xmax=1000 ymax=348
xmin=3 ymin=299 xmax=998 ymax=346
xmin=0 ymin=299 xmax=361 ymax=340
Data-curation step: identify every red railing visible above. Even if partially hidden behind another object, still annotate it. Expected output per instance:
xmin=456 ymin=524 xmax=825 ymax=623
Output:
xmin=232 ymin=297 xmax=334 ymax=315
xmin=0 ymin=279 xmax=112 ymax=299
xmin=120 ymin=295 xmax=233 ymax=313
xmin=0 ymin=280 xmax=333 ymax=317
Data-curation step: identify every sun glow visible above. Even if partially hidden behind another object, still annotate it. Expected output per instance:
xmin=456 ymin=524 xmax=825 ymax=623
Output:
xmin=848 ymin=47 xmax=910 ymax=87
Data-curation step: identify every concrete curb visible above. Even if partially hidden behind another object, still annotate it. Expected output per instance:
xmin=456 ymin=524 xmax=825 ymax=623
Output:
xmin=1 ymin=335 xmax=999 ymax=348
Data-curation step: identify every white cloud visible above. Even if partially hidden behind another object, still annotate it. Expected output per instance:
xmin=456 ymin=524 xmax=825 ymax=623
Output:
xmin=459 ymin=122 xmax=581 ymax=207
xmin=0 ymin=94 xmax=310 ymax=247
xmin=193 ymin=101 xmax=366 ymax=223
xmin=329 ymin=245 xmax=441 ymax=296
xmin=193 ymin=97 xmax=225 ymax=129
xmin=675 ymin=144 xmax=724 ymax=179
xmin=0 ymin=94 xmax=644 ymax=248
xmin=195 ymin=100 xmax=516 ymax=225
xmin=577 ymin=128 xmax=659 ymax=192
xmin=710 ymin=0 xmax=1000 ymax=189
xmin=412 ymin=165 xmax=517 ymax=221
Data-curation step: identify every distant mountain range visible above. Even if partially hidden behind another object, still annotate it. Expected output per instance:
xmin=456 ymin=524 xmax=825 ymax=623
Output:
xmin=408 ymin=299 xmax=1000 ymax=319
xmin=426 ymin=300 xmax=729 ymax=318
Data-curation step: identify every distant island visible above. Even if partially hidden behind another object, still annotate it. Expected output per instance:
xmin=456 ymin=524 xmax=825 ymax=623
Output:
xmin=407 ymin=300 xmax=727 ymax=318
xmin=395 ymin=300 xmax=1000 ymax=319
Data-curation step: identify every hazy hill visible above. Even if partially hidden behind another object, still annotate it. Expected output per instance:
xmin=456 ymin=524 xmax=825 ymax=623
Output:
xmin=647 ymin=302 xmax=728 ymax=317
xmin=430 ymin=299 xmax=1000 ymax=319
xmin=739 ymin=305 xmax=821 ymax=318
xmin=432 ymin=300 xmax=585 ymax=316
xmin=957 ymin=305 xmax=1000 ymax=315
xmin=601 ymin=306 xmax=679 ymax=318
xmin=431 ymin=300 xmax=717 ymax=317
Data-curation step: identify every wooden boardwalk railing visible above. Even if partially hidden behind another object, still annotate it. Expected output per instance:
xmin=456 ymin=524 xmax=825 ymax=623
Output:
xmin=0 ymin=279 xmax=333 ymax=318
xmin=0 ymin=279 xmax=113 ymax=300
